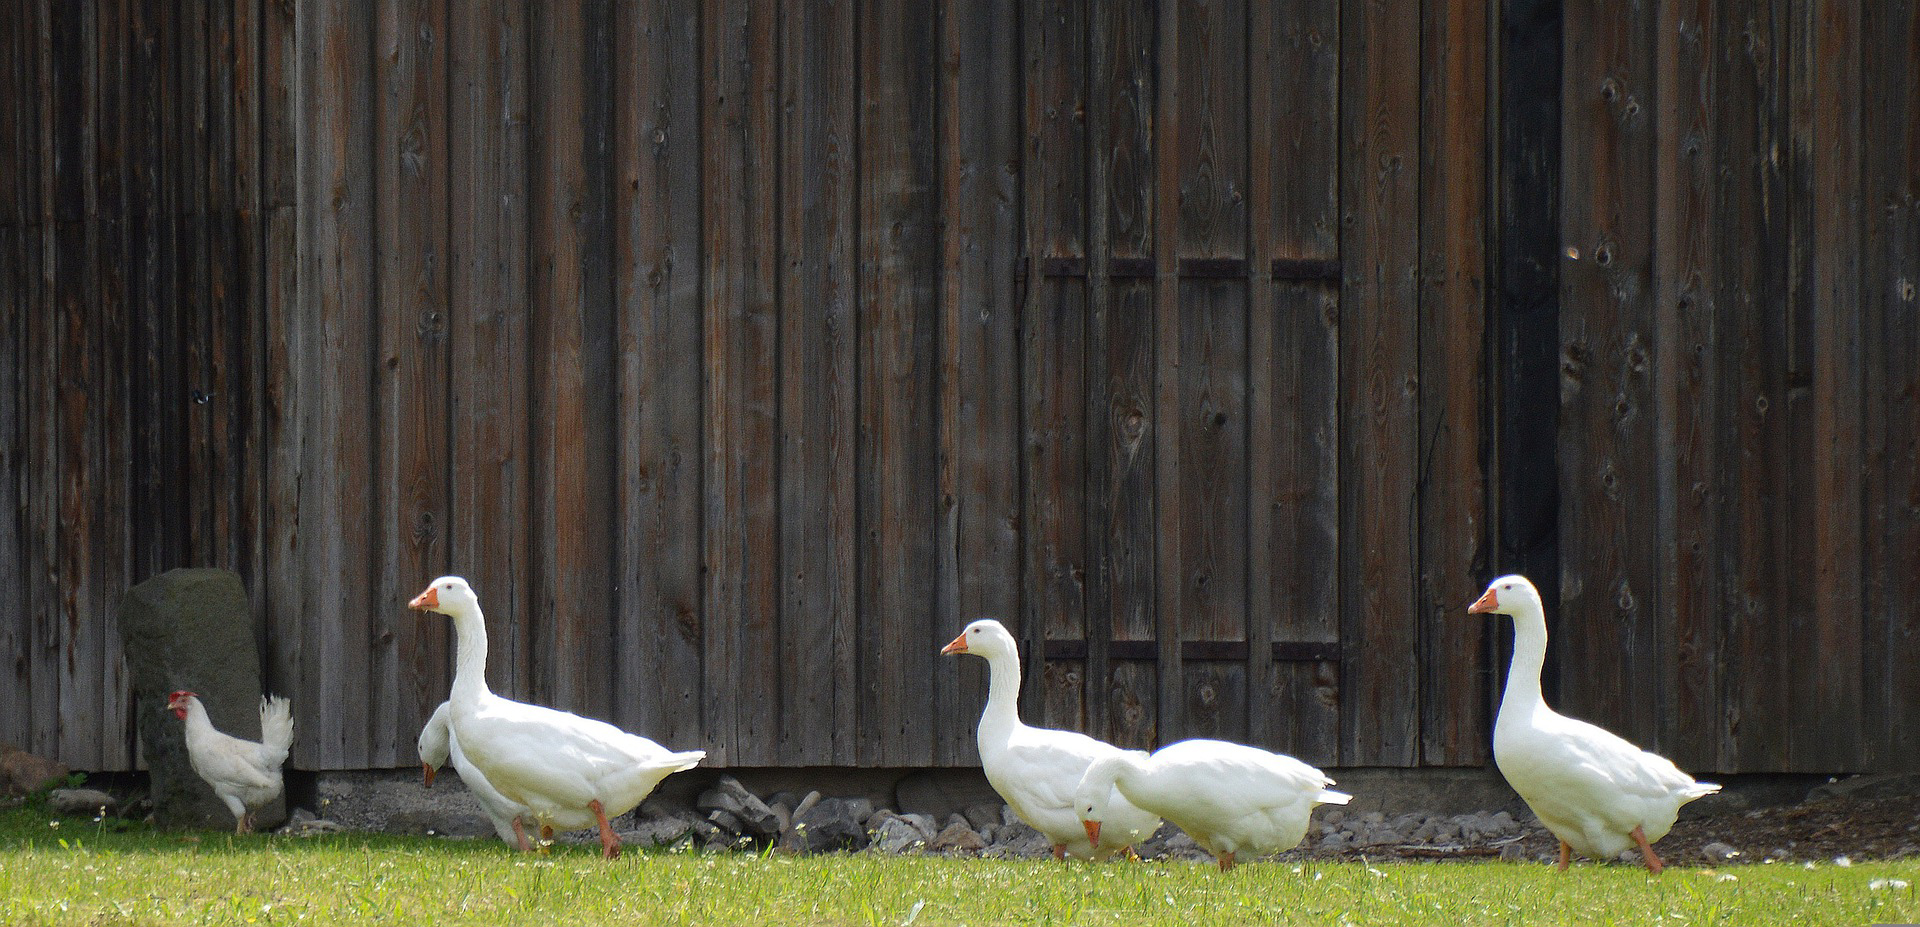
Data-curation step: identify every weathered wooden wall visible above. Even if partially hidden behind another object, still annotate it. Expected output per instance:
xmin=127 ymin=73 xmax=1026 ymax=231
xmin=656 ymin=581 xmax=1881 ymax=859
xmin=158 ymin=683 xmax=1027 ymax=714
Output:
xmin=1552 ymin=0 xmax=1920 ymax=774
xmin=3 ymin=0 xmax=1915 ymax=775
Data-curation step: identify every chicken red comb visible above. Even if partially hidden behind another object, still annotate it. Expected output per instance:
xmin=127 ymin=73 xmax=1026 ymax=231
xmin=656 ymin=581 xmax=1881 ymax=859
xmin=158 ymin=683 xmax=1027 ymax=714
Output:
xmin=166 ymin=690 xmax=196 ymax=702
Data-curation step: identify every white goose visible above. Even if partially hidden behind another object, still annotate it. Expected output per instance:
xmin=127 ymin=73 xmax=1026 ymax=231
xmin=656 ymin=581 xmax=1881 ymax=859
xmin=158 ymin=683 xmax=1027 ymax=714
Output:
xmin=943 ymin=619 xmax=1162 ymax=860
xmin=1074 ymin=739 xmax=1350 ymax=870
xmin=1470 ymin=575 xmax=1720 ymax=874
xmin=410 ymin=576 xmax=706 ymax=858
xmin=417 ymin=701 xmax=587 ymax=848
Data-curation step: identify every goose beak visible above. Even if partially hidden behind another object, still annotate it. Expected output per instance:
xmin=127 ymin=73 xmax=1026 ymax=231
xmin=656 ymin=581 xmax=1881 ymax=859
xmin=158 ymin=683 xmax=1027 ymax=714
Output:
xmin=422 ymin=763 xmax=437 ymax=788
xmin=1468 ymin=588 xmax=1498 ymax=614
xmin=410 ymin=586 xmax=440 ymax=610
xmin=940 ymin=632 xmax=968 ymax=655
xmin=1083 ymin=820 xmax=1101 ymax=844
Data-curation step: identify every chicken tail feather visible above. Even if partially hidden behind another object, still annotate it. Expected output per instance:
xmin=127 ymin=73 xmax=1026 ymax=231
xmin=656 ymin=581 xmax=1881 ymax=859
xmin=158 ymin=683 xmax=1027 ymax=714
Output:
xmin=258 ymin=695 xmax=294 ymax=763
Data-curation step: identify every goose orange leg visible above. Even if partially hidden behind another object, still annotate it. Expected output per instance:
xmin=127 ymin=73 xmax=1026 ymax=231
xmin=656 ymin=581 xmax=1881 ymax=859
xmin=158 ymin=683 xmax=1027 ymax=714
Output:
xmin=1631 ymin=825 xmax=1664 ymax=875
xmin=1052 ymin=843 xmax=1068 ymax=861
xmin=592 ymin=800 xmax=621 ymax=860
xmin=510 ymin=816 xmax=535 ymax=853
xmin=1556 ymin=840 xmax=1572 ymax=871
xmin=1217 ymin=852 xmax=1235 ymax=872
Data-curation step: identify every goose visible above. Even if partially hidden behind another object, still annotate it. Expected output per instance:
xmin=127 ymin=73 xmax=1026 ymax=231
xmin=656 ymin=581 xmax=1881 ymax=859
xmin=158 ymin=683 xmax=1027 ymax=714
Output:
xmin=1470 ymin=574 xmax=1720 ymax=874
xmin=410 ymin=576 xmax=706 ymax=858
xmin=417 ymin=701 xmax=580 ymax=848
xmin=942 ymin=619 xmax=1162 ymax=860
xmin=1074 ymin=739 xmax=1350 ymax=870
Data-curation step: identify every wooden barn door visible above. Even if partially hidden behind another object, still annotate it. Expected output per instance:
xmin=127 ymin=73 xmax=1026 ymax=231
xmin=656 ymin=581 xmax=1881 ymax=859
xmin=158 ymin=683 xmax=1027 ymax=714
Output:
xmin=1019 ymin=0 xmax=1490 ymax=767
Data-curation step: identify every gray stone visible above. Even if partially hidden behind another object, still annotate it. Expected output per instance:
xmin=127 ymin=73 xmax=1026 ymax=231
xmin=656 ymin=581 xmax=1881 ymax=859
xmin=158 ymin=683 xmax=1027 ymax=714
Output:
xmin=867 ymin=812 xmax=929 ymax=854
xmin=48 ymin=788 xmax=117 ymax=816
xmin=697 ymin=775 xmax=781 ymax=838
xmin=1701 ymin=841 xmax=1741 ymax=864
xmin=1498 ymin=842 xmax=1529 ymax=862
xmin=0 ymin=744 xmax=69 ymax=797
xmin=1806 ymin=773 xmax=1920 ymax=803
xmin=963 ymin=803 xmax=1002 ymax=831
xmin=894 ymin=769 xmax=1004 ymax=820
xmin=931 ymin=820 xmax=987 ymax=855
xmin=790 ymin=796 xmax=871 ymax=852
xmin=622 ymin=809 xmax=704 ymax=848
xmin=707 ymin=809 xmax=745 ymax=835
xmin=121 ymin=568 xmax=286 ymax=832
xmin=985 ymin=820 xmax=1051 ymax=859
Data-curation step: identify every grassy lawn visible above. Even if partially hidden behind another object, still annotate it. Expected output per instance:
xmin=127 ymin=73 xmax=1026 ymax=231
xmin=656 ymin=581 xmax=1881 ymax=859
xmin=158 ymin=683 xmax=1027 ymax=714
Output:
xmin=3 ymin=806 xmax=1916 ymax=927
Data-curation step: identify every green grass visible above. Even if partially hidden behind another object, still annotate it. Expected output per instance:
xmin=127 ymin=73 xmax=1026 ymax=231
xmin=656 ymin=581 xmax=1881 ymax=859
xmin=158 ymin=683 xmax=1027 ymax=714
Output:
xmin=3 ymin=806 xmax=1916 ymax=927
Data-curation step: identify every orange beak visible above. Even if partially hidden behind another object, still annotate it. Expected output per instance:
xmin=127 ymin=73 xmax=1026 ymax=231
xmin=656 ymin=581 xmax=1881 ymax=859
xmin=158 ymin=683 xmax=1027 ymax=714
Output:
xmin=1468 ymin=588 xmax=1498 ymax=614
xmin=1083 ymin=820 xmax=1101 ymax=845
xmin=941 ymin=632 xmax=968 ymax=655
xmin=410 ymin=585 xmax=440 ymax=610
xmin=422 ymin=762 xmax=437 ymax=788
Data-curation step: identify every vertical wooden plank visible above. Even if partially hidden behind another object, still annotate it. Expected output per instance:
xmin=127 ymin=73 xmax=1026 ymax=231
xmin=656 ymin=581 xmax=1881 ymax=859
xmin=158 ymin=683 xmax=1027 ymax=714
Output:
xmin=1088 ymin=0 xmax=1159 ymax=753
xmin=1716 ymin=0 xmax=1793 ymax=771
xmin=1416 ymin=0 xmax=1490 ymax=766
xmin=937 ymin=0 xmax=1023 ymax=765
xmin=777 ymin=0 xmax=857 ymax=765
xmin=1788 ymin=0 xmax=1866 ymax=770
xmin=0 ymin=0 xmax=37 ymax=751
xmin=49 ymin=0 xmax=110 ymax=769
xmin=1653 ymin=0 xmax=1724 ymax=771
xmin=611 ymin=0 xmax=705 ymax=748
xmin=1558 ymin=0 xmax=1663 ymax=751
xmin=1165 ymin=0 xmax=1248 ymax=744
xmin=703 ymin=0 xmax=780 ymax=765
xmin=1859 ymin=0 xmax=1919 ymax=772
xmin=527 ymin=0 xmax=616 ymax=721
xmin=374 ymin=0 xmax=450 ymax=765
xmin=857 ymin=0 xmax=940 ymax=767
xmin=1339 ymin=0 xmax=1421 ymax=766
xmin=294 ymin=0 xmax=380 ymax=766
xmin=446 ymin=0 xmax=532 ymax=703
xmin=0 ymin=221 xmax=24 ymax=753
xmin=1021 ymin=0 xmax=1091 ymax=736
xmin=1251 ymin=0 xmax=1341 ymax=765
xmin=258 ymin=0 xmax=303 ymax=725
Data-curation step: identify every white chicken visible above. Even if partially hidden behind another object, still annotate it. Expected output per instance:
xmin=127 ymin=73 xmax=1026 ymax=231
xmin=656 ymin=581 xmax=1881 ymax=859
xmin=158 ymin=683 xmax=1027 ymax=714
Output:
xmin=167 ymin=691 xmax=294 ymax=834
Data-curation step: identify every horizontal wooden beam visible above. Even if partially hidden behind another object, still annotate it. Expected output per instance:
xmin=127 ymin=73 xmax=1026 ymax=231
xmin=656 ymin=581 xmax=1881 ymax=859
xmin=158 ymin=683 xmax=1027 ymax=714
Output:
xmin=1038 ymin=640 xmax=1341 ymax=662
xmin=1028 ymin=256 xmax=1343 ymax=282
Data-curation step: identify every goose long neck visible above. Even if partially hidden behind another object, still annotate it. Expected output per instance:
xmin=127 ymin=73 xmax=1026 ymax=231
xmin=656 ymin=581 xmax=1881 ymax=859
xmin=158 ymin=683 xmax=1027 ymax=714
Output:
xmin=978 ymin=649 xmax=1024 ymax=740
xmin=1499 ymin=604 xmax=1549 ymax=718
xmin=446 ymin=603 xmax=494 ymax=704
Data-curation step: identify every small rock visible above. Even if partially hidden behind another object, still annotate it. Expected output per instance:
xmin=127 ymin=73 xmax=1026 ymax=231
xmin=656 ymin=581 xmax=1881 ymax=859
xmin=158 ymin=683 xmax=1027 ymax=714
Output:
xmin=1319 ymin=831 xmax=1350 ymax=850
xmin=696 ymin=776 xmax=781 ymax=838
xmin=707 ymin=809 xmax=745 ymax=835
xmin=986 ymin=820 xmax=1050 ymax=859
xmin=790 ymin=796 xmax=871 ymax=853
xmin=1806 ymin=773 xmax=1920 ymax=803
xmin=281 ymin=816 xmax=345 ymax=837
xmin=1499 ymin=842 xmax=1529 ymax=862
xmin=963 ymin=802 xmax=1002 ymax=832
xmin=1321 ymin=808 xmax=1345 ymax=827
xmin=1002 ymin=805 xmax=1023 ymax=828
xmin=867 ymin=811 xmax=929 ymax=854
xmin=931 ymin=820 xmax=987 ymax=855
xmin=1701 ymin=841 xmax=1740 ymax=864
xmin=48 ymin=788 xmax=117 ymax=816
xmin=0 ymin=745 xmax=69 ymax=797
xmin=622 ymin=810 xmax=703 ymax=848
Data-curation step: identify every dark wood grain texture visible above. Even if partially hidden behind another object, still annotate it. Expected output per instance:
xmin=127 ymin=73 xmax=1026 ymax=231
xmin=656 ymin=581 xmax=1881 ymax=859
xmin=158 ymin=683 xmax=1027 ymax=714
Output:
xmin=1339 ymin=0 xmax=1422 ymax=767
xmin=1416 ymin=0 xmax=1490 ymax=767
xmin=5 ymin=0 xmax=1917 ymax=778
